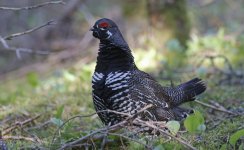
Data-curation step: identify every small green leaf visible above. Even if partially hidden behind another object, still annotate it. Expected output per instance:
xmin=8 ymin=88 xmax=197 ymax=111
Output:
xmin=55 ymin=105 xmax=64 ymax=119
xmin=229 ymin=129 xmax=244 ymax=146
xmin=26 ymin=72 xmax=39 ymax=87
xmin=220 ymin=144 xmax=227 ymax=150
xmin=50 ymin=117 xmax=63 ymax=127
xmin=238 ymin=143 xmax=244 ymax=150
xmin=196 ymin=67 xmax=207 ymax=77
xmin=197 ymin=124 xmax=206 ymax=132
xmin=63 ymin=71 xmax=76 ymax=82
xmin=166 ymin=39 xmax=184 ymax=52
xmin=153 ymin=144 xmax=165 ymax=150
xmin=166 ymin=120 xmax=180 ymax=135
xmin=184 ymin=110 xmax=205 ymax=133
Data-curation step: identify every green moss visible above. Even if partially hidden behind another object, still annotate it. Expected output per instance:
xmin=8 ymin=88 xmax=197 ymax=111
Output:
xmin=0 ymin=59 xmax=243 ymax=149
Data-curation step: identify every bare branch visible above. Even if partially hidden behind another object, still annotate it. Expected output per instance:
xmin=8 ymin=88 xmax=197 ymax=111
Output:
xmin=0 ymin=1 xmax=65 ymax=11
xmin=4 ymin=47 xmax=50 ymax=55
xmin=196 ymin=54 xmax=244 ymax=85
xmin=4 ymin=20 xmax=56 ymax=40
xmin=0 ymin=36 xmax=50 ymax=56
xmin=0 ymin=20 xmax=55 ymax=58
xmin=0 ymin=36 xmax=9 ymax=48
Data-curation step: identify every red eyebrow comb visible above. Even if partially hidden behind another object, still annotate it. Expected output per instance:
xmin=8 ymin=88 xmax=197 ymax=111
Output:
xmin=99 ymin=22 xmax=109 ymax=28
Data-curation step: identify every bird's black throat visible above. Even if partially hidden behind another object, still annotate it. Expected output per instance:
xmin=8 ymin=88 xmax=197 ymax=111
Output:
xmin=95 ymin=42 xmax=135 ymax=72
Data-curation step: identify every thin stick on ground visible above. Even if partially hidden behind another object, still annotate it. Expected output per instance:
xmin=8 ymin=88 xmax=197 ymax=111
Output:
xmin=56 ymin=105 xmax=153 ymax=150
xmin=134 ymin=118 xmax=197 ymax=150
xmin=0 ymin=1 xmax=65 ymax=11
xmin=2 ymin=115 xmax=41 ymax=136
xmin=4 ymin=20 xmax=56 ymax=40
xmin=51 ymin=104 xmax=153 ymax=146
xmin=3 ymin=135 xmax=41 ymax=143
xmin=106 ymin=132 xmax=153 ymax=150
xmin=57 ymin=121 xmax=126 ymax=150
xmin=50 ymin=113 xmax=98 ymax=147
xmin=57 ymin=104 xmax=196 ymax=150
xmin=195 ymin=100 xmax=237 ymax=115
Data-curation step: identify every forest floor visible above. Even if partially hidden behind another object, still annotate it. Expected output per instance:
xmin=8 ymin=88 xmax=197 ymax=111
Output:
xmin=0 ymin=62 xmax=243 ymax=150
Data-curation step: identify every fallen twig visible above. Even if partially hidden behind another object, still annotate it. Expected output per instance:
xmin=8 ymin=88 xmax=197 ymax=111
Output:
xmin=56 ymin=105 xmax=153 ymax=149
xmin=50 ymin=112 xmax=98 ymax=147
xmin=0 ymin=1 xmax=65 ymax=11
xmin=57 ymin=120 xmax=126 ymax=150
xmin=195 ymin=100 xmax=237 ymax=115
xmin=3 ymin=135 xmax=40 ymax=143
xmin=2 ymin=115 xmax=41 ymax=136
xmin=107 ymin=132 xmax=153 ymax=150
xmin=26 ymin=120 xmax=51 ymax=131
xmin=134 ymin=118 xmax=197 ymax=150
xmin=56 ymin=104 xmax=196 ymax=150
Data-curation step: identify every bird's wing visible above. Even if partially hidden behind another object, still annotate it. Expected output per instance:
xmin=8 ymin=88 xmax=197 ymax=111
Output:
xmin=129 ymin=70 xmax=205 ymax=121
xmin=133 ymin=70 xmax=206 ymax=107
xmin=129 ymin=70 xmax=171 ymax=108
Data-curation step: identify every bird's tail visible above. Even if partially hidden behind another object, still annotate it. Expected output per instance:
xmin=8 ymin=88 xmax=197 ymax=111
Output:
xmin=169 ymin=78 xmax=206 ymax=106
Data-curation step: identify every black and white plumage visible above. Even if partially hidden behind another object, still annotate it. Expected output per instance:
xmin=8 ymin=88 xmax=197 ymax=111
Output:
xmin=90 ymin=18 xmax=206 ymax=126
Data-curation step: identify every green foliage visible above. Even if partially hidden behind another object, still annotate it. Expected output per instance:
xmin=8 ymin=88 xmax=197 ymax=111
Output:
xmin=50 ymin=117 xmax=63 ymax=127
xmin=184 ymin=110 xmax=206 ymax=134
xmin=26 ymin=72 xmax=39 ymax=87
xmin=153 ymin=142 xmax=183 ymax=150
xmin=165 ymin=120 xmax=180 ymax=136
xmin=229 ymin=129 xmax=244 ymax=147
xmin=220 ymin=144 xmax=227 ymax=150
xmin=55 ymin=105 xmax=64 ymax=119
xmin=50 ymin=105 xmax=65 ymax=139
xmin=61 ymin=122 xmax=81 ymax=141
xmin=153 ymin=144 xmax=165 ymax=150
xmin=238 ymin=143 xmax=244 ymax=150
xmin=134 ymin=47 xmax=163 ymax=71
xmin=0 ymin=44 xmax=243 ymax=149
xmin=164 ymin=39 xmax=186 ymax=68
xmin=166 ymin=39 xmax=184 ymax=53
xmin=187 ymin=28 xmax=244 ymax=67
xmin=127 ymin=139 xmax=146 ymax=150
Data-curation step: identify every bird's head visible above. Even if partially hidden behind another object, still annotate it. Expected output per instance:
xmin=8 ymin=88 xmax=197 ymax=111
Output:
xmin=90 ymin=18 xmax=118 ymax=40
xmin=90 ymin=18 xmax=129 ymax=50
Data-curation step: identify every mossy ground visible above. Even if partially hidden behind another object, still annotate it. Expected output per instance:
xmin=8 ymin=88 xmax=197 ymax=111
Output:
xmin=0 ymin=63 xmax=243 ymax=150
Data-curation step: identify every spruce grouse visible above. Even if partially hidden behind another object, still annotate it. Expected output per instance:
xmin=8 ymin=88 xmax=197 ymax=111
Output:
xmin=90 ymin=18 xmax=206 ymax=126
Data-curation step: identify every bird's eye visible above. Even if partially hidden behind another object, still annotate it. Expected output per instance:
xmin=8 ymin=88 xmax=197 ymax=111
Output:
xmin=98 ymin=22 xmax=110 ymax=28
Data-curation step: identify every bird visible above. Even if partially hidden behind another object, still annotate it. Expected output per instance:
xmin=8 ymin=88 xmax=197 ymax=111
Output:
xmin=90 ymin=18 xmax=206 ymax=126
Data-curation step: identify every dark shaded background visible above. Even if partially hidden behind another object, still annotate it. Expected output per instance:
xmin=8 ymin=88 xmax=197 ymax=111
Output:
xmin=0 ymin=0 xmax=243 ymax=77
